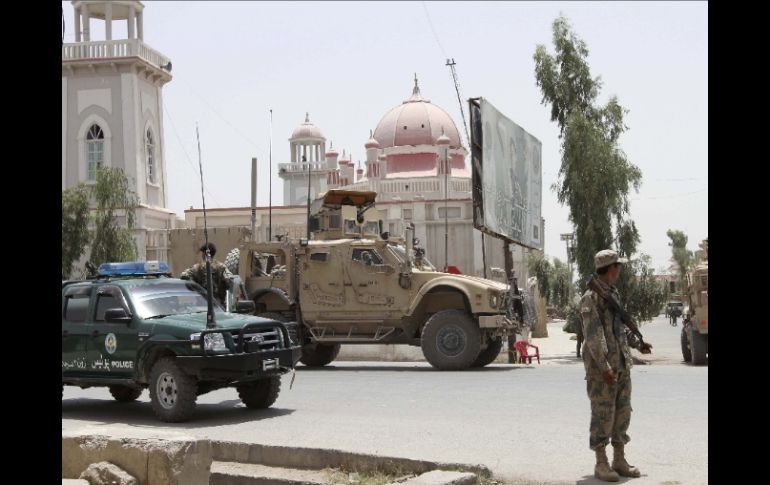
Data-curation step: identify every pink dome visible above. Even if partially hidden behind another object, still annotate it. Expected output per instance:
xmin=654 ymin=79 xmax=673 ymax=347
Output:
xmin=373 ymin=77 xmax=462 ymax=149
xmin=326 ymin=142 xmax=338 ymax=157
xmin=291 ymin=113 xmax=325 ymax=140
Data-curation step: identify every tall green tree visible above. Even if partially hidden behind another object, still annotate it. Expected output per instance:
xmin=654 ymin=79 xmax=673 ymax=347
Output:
xmin=666 ymin=229 xmax=692 ymax=295
xmin=534 ymin=15 xmax=642 ymax=281
xmin=62 ymin=183 xmax=91 ymax=279
xmin=89 ymin=167 xmax=138 ymax=266
xmin=616 ymin=254 xmax=667 ymax=321
xmin=527 ymin=252 xmax=552 ymax=303
xmin=550 ymin=258 xmax=571 ymax=312
xmin=526 ymin=254 xmax=572 ymax=315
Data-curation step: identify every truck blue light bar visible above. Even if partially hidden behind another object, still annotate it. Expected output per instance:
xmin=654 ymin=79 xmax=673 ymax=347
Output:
xmin=98 ymin=261 xmax=170 ymax=276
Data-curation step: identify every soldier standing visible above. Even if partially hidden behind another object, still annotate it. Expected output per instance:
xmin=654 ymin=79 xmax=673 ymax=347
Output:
xmin=580 ymin=249 xmax=652 ymax=482
xmin=180 ymin=242 xmax=234 ymax=308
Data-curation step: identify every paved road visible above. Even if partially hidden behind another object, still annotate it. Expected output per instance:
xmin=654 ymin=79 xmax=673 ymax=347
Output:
xmin=62 ymin=316 xmax=707 ymax=485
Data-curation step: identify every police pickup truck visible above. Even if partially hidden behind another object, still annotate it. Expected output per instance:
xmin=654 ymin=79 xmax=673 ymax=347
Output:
xmin=62 ymin=261 xmax=301 ymax=422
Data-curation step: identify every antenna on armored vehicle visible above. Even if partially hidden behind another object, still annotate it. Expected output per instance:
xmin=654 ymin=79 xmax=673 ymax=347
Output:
xmin=196 ymin=124 xmax=216 ymax=329
xmin=269 ymin=108 xmax=273 ymax=241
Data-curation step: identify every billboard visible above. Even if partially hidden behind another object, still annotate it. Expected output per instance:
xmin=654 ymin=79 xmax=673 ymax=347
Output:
xmin=469 ymin=98 xmax=543 ymax=250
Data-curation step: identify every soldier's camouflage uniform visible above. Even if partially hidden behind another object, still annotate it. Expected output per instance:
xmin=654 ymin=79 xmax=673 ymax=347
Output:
xmin=580 ymin=278 xmax=644 ymax=451
xmin=180 ymin=260 xmax=234 ymax=307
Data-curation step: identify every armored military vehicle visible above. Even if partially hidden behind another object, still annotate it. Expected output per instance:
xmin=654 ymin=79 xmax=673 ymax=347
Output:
xmin=681 ymin=239 xmax=708 ymax=365
xmin=229 ymin=190 xmax=526 ymax=371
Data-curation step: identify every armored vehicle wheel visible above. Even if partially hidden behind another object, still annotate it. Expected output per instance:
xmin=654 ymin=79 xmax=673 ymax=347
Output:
xmin=257 ymin=312 xmax=288 ymax=322
xmin=690 ymin=328 xmax=707 ymax=365
xmin=680 ymin=327 xmax=692 ymax=363
xmin=237 ymin=376 xmax=281 ymax=409
xmin=224 ymin=247 xmax=240 ymax=275
xmin=300 ymin=342 xmax=341 ymax=367
xmin=471 ymin=336 xmax=503 ymax=367
xmin=149 ymin=357 xmax=198 ymax=422
xmin=109 ymin=385 xmax=142 ymax=402
xmin=421 ymin=309 xmax=481 ymax=370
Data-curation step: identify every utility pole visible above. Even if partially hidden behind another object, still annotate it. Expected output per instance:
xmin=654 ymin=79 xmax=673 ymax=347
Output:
xmin=445 ymin=58 xmax=470 ymax=148
xmin=305 ymin=155 xmax=311 ymax=240
xmin=560 ymin=233 xmax=575 ymax=301
xmin=251 ymin=157 xmax=257 ymax=241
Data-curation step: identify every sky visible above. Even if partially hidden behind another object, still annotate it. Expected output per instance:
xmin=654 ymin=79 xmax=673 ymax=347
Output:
xmin=62 ymin=1 xmax=708 ymax=273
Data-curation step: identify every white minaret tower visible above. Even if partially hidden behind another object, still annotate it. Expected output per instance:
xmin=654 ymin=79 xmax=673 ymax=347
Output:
xmin=62 ymin=1 xmax=175 ymax=261
xmin=278 ymin=113 xmax=329 ymax=205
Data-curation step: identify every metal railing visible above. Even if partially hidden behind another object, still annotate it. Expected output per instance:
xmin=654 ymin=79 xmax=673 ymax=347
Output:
xmin=62 ymin=39 xmax=169 ymax=69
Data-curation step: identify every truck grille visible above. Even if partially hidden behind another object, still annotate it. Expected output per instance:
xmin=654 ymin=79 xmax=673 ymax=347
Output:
xmin=231 ymin=328 xmax=283 ymax=352
xmin=283 ymin=322 xmax=299 ymax=345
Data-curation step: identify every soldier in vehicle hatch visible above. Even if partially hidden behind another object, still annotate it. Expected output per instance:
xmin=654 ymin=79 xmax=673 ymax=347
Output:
xmin=180 ymin=242 xmax=234 ymax=307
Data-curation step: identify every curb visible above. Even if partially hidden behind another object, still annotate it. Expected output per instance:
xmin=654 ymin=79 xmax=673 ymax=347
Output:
xmin=211 ymin=440 xmax=491 ymax=477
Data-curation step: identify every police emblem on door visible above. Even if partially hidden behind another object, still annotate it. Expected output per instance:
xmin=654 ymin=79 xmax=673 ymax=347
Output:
xmin=105 ymin=333 xmax=117 ymax=354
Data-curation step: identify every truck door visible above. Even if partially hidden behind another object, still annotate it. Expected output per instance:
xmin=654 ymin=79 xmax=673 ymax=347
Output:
xmin=298 ymin=247 xmax=348 ymax=320
xmin=345 ymin=247 xmax=406 ymax=313
xmin=62 ymin=285 xmax=92 ymax=375
xmin=87 ymin=285 xmax=138 ymax=377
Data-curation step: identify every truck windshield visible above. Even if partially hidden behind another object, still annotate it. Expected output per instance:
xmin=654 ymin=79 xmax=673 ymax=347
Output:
xmin=389 ymin=245 xmax=437 ymax=271
xmin=127 ymin=281 xmax=224 ymax=319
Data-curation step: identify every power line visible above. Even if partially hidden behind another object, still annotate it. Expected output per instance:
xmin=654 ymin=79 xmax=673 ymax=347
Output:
xmin=420 ymin=2 xmax=470 ymax=148
xmin=630 ymin=187 xmax=707 ymax=201
xmin=652 ymin=177 xmax=706 ymax=182
xmin=162 ymin=101 xmax=222 ymax=207
xmin=421 ymin=2 xmax=449 ymax=59
xmin=175 ymin=77 xmax=262 ymax=151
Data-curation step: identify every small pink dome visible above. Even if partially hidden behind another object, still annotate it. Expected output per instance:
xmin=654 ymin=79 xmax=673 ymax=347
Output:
xmin=291 ymin=112 xmax=325 ymax=140
xmin=365 ymin=129 xmax=381 ymax=149
xmin=436 ymin=128 xmax=451 ymax=145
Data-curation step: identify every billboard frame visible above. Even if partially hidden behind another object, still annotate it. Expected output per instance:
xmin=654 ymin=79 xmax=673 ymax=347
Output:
xmin=469 ymin=97 xmax=543 ymax=251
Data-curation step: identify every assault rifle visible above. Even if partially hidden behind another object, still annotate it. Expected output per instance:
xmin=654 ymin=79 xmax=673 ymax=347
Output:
xmin=586 ymin=275 xmax=652 ymax=353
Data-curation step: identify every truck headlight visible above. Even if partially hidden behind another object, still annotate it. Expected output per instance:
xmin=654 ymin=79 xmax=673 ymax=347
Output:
xmin=489 ymin=292 xmax=502 ymax=309
xmin=190 ymin=332 xmax=228 ymax=352
xmin=204 ymin=333 xmax=228 ymax=351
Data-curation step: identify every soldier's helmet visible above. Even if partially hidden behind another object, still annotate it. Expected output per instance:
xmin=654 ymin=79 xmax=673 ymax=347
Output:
xmin=594 ymin=249 xmax=628 ymax=269
xmin=200 ymin=242 xmax=217 ymax=257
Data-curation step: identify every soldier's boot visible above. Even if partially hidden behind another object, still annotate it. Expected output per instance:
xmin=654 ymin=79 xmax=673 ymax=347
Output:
xmin=594 ymin=445 xmax=620 ymax=482
xmin=612 ymin=442 xmax=641 ymax=478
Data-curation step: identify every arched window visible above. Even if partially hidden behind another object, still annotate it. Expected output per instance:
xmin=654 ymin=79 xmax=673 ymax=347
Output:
xmin=86 ymin=124 xmax=104 ymax=181
xmin=146 ymin=129 xmax=156 ymax=184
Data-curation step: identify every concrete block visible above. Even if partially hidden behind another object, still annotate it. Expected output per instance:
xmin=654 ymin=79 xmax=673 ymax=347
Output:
xmin=395 ymin=470 xmax=477 ymax=485
xmin=79 ymin=461 xmax=137 ymax=485
xmin=62 ymin=434 xmax=212 ymax=485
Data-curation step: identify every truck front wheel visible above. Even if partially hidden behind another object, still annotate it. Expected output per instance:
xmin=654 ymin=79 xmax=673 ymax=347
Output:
xmin=472 ymin=336 xmax=503 ymax=368
xmin=421 ymin=309 xmax=481 ymax=370
xmin=109 ymin=385 xmax=142 ymax=402
xmin=690 ymin=328 xmax=708 ymax=365
xmin=300 ymin=343 xmax=341 ymax=367
xmin=680 ymin=326 xmax=692 ymax=363
xmin=149 ymin=357 xmax=198 ymax=422
xmin=237 ymin=376 xmax=281 ymax=409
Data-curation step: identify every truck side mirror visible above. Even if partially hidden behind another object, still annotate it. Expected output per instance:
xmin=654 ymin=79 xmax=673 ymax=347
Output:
xmin=405 ymin=224 xmax=414 ymax=271
xmin=235 ymin=300 xmax=256 ymax=314
xmin=105 ymin=308 xmax=131 ymax=324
